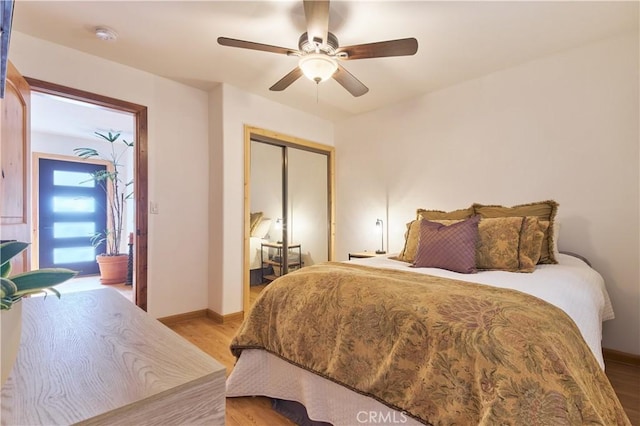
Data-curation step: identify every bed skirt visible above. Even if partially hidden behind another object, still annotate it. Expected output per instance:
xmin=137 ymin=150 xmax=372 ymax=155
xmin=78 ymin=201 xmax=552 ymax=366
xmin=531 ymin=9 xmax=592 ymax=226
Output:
xmin=226 ymin=349 xmax=424 ymax=426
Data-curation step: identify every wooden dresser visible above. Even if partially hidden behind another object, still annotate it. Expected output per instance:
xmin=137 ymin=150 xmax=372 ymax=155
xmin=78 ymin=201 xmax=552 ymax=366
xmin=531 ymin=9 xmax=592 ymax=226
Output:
xmin=0 ymin=288 xmax=225 ymax=425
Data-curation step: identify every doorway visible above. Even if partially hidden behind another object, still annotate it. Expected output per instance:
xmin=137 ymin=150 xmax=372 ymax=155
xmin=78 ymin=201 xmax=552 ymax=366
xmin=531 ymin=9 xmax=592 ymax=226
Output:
xmin=25 ymin=77 xmax=149 ymax=311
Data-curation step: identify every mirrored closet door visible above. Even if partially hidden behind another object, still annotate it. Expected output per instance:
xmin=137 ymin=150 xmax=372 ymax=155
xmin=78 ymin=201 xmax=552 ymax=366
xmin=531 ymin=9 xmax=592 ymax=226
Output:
xmin=244 ymin=126 xmax=334 ymax=312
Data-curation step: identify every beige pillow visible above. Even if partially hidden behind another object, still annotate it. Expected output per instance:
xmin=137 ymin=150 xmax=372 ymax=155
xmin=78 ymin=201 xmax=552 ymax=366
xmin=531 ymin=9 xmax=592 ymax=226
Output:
xmin=476 ymin=217 xmax=547 ymax=272
xmin=416 ymin=207 xmax=474 ymax=221
xmin=249 ymin=212 xmax=264 ymax=235
xmin=472 ymin=200 xmax=558 ymax=264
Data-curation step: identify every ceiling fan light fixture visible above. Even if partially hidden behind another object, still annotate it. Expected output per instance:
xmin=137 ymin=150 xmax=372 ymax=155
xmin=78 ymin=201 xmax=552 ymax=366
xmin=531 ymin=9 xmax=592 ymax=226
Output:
xmin=298 ymin=53 xmax=338 ymax=83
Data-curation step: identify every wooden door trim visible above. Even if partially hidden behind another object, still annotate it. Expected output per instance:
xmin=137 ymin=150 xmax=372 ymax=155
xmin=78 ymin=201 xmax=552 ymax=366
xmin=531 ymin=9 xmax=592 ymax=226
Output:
xmin=24 ymin=78 xmax=149 ymax=311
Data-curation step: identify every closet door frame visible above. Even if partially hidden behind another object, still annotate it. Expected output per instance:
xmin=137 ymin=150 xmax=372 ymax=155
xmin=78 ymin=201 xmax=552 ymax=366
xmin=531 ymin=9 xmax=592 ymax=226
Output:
xmin=243 ymin=125 xmax=335 ymax=314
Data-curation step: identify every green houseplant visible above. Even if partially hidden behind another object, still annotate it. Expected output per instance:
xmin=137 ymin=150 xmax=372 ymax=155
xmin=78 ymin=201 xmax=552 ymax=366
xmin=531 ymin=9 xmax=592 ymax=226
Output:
xmin=1 ymin=240 xmax=77 ymax=384
xmin=74 ymin=131 xmax=134 ymax=284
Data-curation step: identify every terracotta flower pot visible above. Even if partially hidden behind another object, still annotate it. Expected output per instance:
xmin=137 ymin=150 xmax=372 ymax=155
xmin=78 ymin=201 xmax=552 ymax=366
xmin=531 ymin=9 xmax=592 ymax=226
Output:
xmin=97 ymin=254 xmax=129 ymax=285
xmin=1 ymin=300 xmax=22 ymax=385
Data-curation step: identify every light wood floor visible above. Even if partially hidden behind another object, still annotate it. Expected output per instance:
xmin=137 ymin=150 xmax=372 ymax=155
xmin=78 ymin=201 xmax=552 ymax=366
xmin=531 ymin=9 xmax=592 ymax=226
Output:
xmin=53 ymin=275 xmax=134 ymax=302
xmin=168 ymin=294 xmax=640 ymax=425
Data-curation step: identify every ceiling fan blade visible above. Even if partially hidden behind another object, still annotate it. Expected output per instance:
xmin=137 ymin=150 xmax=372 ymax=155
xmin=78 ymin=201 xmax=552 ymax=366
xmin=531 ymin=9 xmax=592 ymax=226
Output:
xmin=269 ymin=67 xmax=304 ymax=91
xmin=337 ymin=38 xmax=418 ymax=60
xmin=303 ymin=0 xmax=329 ymax=47
xmin=217 ymin=37 xmax=297 ymax=56
xmin=332 ymin=65 xmax=369 ymax=97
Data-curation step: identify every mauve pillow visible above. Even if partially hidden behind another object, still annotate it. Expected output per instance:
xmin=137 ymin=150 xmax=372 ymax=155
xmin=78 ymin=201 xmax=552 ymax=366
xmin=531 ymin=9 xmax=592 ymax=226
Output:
xmin=413 ymin=215 xmax=480 ymax=274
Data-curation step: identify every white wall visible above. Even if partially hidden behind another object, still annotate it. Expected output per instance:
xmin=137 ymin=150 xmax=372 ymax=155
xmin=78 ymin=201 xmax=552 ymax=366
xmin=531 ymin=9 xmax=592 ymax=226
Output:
xmin=10 ymin=32 xmax=211 ymax=319
xmin=208 ymin=84 xmax=334 ymax=315
xmin=335 ymin=32 xmax=639 ymax=355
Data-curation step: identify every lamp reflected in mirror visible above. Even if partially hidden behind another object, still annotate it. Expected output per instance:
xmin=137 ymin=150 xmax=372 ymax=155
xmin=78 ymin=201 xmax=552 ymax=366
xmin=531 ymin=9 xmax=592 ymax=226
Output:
xmin=375 ymin=218 xmax=386 ymax=254
xmin=275 ymin=218 xmax=283 ymax=244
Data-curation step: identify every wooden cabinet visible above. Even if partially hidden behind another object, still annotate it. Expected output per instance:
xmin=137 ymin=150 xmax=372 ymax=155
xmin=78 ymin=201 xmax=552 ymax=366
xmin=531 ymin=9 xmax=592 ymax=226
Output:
xmin=0 ymin=289 xmax=225 ymax=425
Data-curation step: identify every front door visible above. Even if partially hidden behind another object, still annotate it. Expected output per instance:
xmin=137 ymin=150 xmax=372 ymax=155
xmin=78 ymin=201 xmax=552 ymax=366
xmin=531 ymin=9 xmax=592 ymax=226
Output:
xmin=38 ymin=158 xmax=107 ymax=275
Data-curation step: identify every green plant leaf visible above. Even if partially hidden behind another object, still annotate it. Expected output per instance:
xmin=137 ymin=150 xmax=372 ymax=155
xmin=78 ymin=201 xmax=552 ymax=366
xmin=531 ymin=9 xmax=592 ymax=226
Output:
xmin=48 ymin=286 xmax=61 ymax=299
xmin=95 ymin=131 xmax=120 ymax=142
xmin=73 ymin=147 xmax=99 ymax=159
xmin=10 ymin=268 xmax=78 ymax=292
xmin=0 ymin=277 xmax=18 ymax=299
xmin=13 ymin=288 xmax=62 ymax=299
xmin=0 ymin=297 xmax=13 ymax=310
xmin=1 ymin=241 xmax=29 ymax=267
xmin=1 ymin=260 xmax=11 ymax=278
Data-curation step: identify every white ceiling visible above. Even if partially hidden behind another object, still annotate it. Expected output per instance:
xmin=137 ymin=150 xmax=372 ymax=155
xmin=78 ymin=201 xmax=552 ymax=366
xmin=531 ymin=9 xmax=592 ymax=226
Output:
xmin=12 ymin=1 xmax=640 ymax=123
xmin=31 ymin=92 xmax=135 ymax=142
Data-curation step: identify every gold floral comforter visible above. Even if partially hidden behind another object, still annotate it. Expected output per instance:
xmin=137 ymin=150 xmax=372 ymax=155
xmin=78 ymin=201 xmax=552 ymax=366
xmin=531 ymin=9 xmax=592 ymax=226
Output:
xmin=231 ymin=262 xmax=629 ymax=425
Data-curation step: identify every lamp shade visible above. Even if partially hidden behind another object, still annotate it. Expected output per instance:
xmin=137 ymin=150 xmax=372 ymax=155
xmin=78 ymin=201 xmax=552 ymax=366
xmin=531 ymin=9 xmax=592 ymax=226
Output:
xmin=298 ymin=53 xmax=338 ymax=83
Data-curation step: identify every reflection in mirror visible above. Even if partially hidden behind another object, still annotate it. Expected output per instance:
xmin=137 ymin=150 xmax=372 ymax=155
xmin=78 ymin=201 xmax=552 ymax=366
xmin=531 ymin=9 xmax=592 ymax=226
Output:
xmin=288 ymin=148 xmax=329 ymax=267
xmin=249 ymin=141 xmax=282 ymax=292
xmin=245 ymin=128 xmax=334 ymax=311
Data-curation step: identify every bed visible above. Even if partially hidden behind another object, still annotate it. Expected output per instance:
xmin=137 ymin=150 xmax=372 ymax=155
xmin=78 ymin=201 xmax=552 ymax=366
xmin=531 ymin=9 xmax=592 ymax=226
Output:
xmin=228 ymin=202 xmax=629 ymax=425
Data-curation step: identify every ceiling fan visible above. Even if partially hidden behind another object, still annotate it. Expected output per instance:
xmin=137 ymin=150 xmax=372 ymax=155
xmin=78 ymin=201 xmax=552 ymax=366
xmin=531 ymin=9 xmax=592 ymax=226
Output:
xmin=217 ymin=0 xmax=418 ymax=97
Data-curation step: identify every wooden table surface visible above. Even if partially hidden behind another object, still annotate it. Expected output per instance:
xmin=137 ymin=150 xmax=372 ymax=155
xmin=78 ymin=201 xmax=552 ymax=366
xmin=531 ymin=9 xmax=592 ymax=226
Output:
xmin=1 ymin=288 xmax=225 ymax=425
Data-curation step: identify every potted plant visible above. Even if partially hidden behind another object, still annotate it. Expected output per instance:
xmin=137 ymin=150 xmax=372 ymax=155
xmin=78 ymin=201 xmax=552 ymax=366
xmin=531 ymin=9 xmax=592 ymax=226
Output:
xmin=1 ymin=241 xmax=77 ymax=384
xmin=74 ymin=131 xmax=134 ymax=284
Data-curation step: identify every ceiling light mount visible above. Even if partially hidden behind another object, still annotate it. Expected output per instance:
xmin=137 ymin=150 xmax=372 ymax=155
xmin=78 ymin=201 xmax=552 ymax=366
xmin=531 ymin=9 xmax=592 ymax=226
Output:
xmin=94 ymin=27 xmax=118 ymax=42
xmin=298 ymin=32 xmax=339 ymax=55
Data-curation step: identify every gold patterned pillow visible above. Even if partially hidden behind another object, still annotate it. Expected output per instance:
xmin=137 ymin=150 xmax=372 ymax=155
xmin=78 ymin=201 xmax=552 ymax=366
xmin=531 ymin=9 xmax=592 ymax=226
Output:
xmin=476 ymin=217 xmax=546 ymax=272
xmin=519 ymin=219 xmax=549 ymax=271
xmin=473 ymin=200 xmax=558 ymax=264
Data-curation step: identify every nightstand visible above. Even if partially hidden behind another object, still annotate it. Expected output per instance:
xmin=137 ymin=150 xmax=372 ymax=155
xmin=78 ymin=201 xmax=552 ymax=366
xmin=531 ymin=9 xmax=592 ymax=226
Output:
xmin=261 ymin=242 xmax=303 ymax=283
xmin=348 ymin=251 xmax=385 ymax=260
